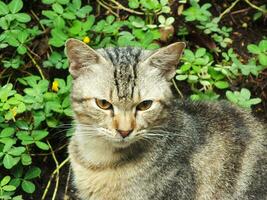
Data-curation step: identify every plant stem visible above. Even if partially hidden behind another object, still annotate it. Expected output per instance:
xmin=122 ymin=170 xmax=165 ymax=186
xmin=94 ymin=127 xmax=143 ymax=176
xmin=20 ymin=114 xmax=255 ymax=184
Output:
xmin=109 ymin=0 xmax=144 ymax=15
xmin=26 ymin=51 xmax=45 ymax=80
xmin=41 ymin=157 xmax=70 ymax=200
xmin=218 ymin=0 xmax=241 ymax=21
xmin=172 ymin=79 xmax=184 ymax=99
xmin=47 ymin=141 xmax=59 ymax=200
xmin=97 ymin=0 xmax=119 ymax=17
xmin=244 ymin=0 xmax=267 ymax=14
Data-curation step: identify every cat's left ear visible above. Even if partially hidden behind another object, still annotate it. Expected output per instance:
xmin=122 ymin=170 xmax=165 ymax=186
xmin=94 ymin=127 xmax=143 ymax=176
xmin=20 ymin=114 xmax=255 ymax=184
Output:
xmin=65 ymin=38 xmax=108 ymax=78
xmin=143 ymin=42 xmax=186 ymax=80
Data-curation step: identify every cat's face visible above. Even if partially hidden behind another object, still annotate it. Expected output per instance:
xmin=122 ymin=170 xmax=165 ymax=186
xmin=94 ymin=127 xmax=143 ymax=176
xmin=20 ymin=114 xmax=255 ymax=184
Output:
xmin=66 ymin=39 xmax=185 ymax=148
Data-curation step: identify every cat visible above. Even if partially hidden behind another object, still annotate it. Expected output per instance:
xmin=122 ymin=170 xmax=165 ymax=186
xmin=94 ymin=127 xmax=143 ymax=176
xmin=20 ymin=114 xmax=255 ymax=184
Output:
xmin=65 ymin=38 xmax=267 ymax=200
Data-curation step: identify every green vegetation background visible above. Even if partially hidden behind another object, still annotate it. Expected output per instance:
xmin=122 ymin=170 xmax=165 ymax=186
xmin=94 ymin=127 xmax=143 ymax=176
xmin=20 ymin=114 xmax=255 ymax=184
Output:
xmin=0 ymin=0 xmax=266 ymax=199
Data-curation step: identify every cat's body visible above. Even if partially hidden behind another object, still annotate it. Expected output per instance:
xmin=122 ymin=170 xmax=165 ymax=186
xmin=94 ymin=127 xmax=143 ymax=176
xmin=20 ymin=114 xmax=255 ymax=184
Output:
xmin=65 ymin=39 xmax=267 ymax=200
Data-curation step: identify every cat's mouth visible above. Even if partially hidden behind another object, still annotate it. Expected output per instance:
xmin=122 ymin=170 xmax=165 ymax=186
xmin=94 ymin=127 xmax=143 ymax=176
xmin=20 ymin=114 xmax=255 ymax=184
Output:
xmin=100 ymin=130 xmax=140 ymax=148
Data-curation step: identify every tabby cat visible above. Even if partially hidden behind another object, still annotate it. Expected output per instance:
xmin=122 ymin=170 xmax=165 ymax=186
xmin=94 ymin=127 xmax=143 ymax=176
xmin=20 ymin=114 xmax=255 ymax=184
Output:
xmin=65 ymin=38 xmax=267 ymax=200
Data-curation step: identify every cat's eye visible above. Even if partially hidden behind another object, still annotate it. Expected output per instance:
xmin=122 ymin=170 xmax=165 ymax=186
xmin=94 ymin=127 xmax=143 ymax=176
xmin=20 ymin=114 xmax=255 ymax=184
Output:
xmin=95 ymin=99 xmax=112 ymax=110
xmin=136 ymin=100 xmax=153 ymax=111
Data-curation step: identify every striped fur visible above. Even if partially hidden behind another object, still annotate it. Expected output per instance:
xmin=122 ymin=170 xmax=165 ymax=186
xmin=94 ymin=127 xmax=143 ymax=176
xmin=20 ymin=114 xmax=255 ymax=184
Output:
xmin=65 ymin=39 xmax=267 ymax=200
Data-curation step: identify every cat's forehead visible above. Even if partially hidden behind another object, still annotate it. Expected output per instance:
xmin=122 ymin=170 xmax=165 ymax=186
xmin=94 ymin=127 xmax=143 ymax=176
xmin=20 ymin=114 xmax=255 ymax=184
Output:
xmin=99 ymin=46 xmax=144 ymax=66
xmin=96 ymin=47 xmax=152 ymax=101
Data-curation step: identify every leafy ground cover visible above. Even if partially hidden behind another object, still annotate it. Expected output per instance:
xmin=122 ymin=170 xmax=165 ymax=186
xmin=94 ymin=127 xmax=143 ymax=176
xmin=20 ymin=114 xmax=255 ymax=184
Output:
xmin=0 ymin=0 xmax=266 ymax=199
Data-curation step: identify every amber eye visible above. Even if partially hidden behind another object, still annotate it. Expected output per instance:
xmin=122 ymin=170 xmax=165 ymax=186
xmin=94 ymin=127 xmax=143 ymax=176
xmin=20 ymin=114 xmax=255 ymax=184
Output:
xmin=95 ymin=99 xmax=112 ymax=110
xmin=136 ymin=100 xmax=153 ymax=111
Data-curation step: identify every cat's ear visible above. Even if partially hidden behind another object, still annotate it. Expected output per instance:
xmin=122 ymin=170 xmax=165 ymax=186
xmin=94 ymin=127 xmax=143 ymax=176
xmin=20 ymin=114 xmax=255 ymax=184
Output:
xmin=143 ymin=42 xmax=186 ymax=80
xmin=65 ymin=38 xmax=108 ymax=78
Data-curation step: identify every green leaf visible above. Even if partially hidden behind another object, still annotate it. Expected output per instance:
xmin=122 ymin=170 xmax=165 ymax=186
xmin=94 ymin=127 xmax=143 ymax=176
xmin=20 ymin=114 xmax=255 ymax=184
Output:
xmin=2 ymin=185 xmax=16 ymax=191
xmin=226 ymin=91 xmax=237 ymax=103
xmin=57 ymin=0 xmax=69 ymax=4
xmin=176 ymin=74 xmax=188 ymax=81
xmin=62 ymin=12 xmax=76 ymax=19
xmin=129 ymin=0 xmax=139 ymax=9
xmin=0 ymin=2 xmax=9 ymax=15
xmin=77 ymin=5 xmax=92 ymax=18
xmin=54 ymin=16 xmax=65 ymax=29
xmin=42 ymin=0 xmax=55 ymax=4
xmin=24 ymin=167 xmax=41 ymax=180
xmin=16 ymin=120 xmax=29 ymax=130
xmin=49 ymin=28 xmax=68 ymax=47
xmin=72 ymin=0 xmax=81 ymax=9
xmin=17 ymin=45 xmax=27 ymax=54
xmin=52 ymin=3 xmax=64 ymax=14
xmin=2 ymin=138 xmax=15 ymax=152
xmin=3 ymin=154 xmax=20 ymax=169
xmin=259 ymin=40 xmax=267 ymax=51
xmin=240 ymin=88 xmax=251 ymax=99
xmin=8 ymin=0 xmax=23 ymax=13
xmin=248 ymin=98 xmax=262 ymax=105
xmin=214 ymin=81 xmax=229 ymax=89
xmin=247 ymin=44 xmax=261 ymax=54
xmin=188 ymin=75 xmax=199 ymax=81
xmin=14 ymin=13 xmax=31 ymax=22
xmin=0 ymin=17 xmax=8 ymax=30
xmin=158 ymin=15 xmax=165 ymax=24
xmin=35 ymin=141 xmax=49 ymax=150
xmin=32 ymin=130 xmax=48 ymax=140
xmin=17 ymin=31 xmax=29 ymax=43
xmin=6 ymin=35 xmax=19 ymax=47
xmin=8 ymin=147 xmax=25 ymax=156
xmin=21 ymin=153 xmax=32 ymax=165
xmin=22 ymin=180 xmax=35 ymax=193
xmin=82 ymin=15 xmax=95 ymax=31
xmin=42 ymin=10 xmax=58 ymax=19
xmin=259 ymin=53 xmax=267 ymax=66
xmin=46 ymin=117 xmax=58 ymax=127
xmin=12 ymin=195 xmax=23 ymax=200
xmin=195 ymin=48 xmax=206 ymax=58
xmin=165 ymin=17 xmax=174 ymax=25
xmin=1 ymin=176 xmax=11 ymax=186
xmin=69 ymin=20 xmax=82 ymax=35
xmin=0 ymin=127 xmax=15 ymax=137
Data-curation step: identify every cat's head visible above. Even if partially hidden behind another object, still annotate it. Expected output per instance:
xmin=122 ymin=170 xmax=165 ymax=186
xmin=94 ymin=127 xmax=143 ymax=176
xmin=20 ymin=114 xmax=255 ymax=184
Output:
xmin=66 ymin=39 xmax=185 ymax=148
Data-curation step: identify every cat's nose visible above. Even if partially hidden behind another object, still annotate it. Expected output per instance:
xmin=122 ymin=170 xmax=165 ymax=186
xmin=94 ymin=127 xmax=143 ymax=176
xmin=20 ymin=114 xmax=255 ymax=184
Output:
xmin=117 ymin=129 xmax=133 ymax=138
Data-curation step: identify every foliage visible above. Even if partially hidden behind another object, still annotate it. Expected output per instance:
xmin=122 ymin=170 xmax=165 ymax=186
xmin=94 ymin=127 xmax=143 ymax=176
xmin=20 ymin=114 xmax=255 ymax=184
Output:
xmin=183 ymin=0 xmax=232 ymax=50
xmin=226 ymin=88 xmax=262 ymax=109
xmin=0 ymin=0 xmax=266 ymax=199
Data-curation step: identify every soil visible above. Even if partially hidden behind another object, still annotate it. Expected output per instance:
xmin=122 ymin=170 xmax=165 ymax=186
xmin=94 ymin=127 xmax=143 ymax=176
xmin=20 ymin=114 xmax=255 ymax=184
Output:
xmin=21 ymin=1 xmax=267 ymax=199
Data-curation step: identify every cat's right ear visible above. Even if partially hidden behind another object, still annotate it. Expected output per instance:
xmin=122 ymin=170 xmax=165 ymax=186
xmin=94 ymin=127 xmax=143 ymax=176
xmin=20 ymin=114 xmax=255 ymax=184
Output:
xmin=65 ymin=38 xmax=107 ymax=78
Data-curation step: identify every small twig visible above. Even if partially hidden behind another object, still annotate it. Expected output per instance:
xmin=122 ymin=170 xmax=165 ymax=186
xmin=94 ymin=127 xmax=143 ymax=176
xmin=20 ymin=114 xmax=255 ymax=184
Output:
xmin=109 ymin=0 xmax=144 ymax=15
xmin=26 ymin=51 xmax=45 ymax=80
xmin=218 ymin=0 xmax=241 ymax=21
xmin=244 ymin=0 xmax=267 ymax=14
xmin=172 ymin=79 xmax=184 ymax=99
xmin=30 ymin=10 xmax=53 ymax=53
xmin=101 ymin=0 xmax=117 ymax=9
xmin=30 ymin=10 xmax=45 ymax=31
xmin=27 ymin=47 xmax=41 ymax=59
xmin=0 ymin=68 xmax=8 ymax=79
xmin=41 ymin=157 xmax=70 ymax=200
xmin=47 ymin=141 xmax=60 ymax=200
xmin=30 ymin=143 xmax=67 ymax=156
xmin=63 ymin=165 xmax=71 ymax=200
xmin=96 ymin=0 xmax=119 ymax=17
xmin=231 ymin=8 xmax=250 ymax=15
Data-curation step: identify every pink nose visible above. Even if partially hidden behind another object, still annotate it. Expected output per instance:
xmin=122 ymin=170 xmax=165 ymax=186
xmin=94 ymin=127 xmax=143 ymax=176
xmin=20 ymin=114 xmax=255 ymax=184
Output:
xmin=117 ymin=129 xmax=133 ymax=138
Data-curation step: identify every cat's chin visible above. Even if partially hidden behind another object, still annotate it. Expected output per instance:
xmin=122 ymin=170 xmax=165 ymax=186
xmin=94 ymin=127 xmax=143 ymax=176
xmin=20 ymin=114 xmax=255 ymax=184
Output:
xmin=105 ymin=136 xmax=139 ymax=149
